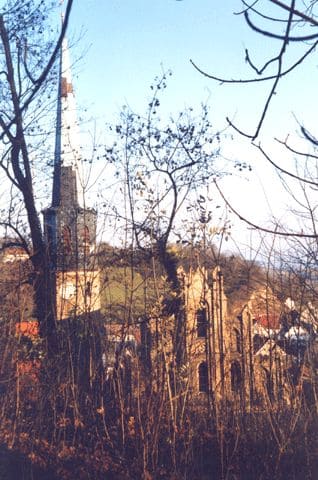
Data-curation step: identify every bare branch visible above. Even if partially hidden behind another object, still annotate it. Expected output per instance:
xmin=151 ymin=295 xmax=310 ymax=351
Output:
xmin=255 ymin=143 xmax=318 ymax=187
xmin=0 ymin=221 xmax=30 ymax=255
xmin=244 ymin=9 xmax=318 ymax=41
xmin=275 ymin=136 xmax=318 ymax=160
xmin=214 ymin=179 xmax=318 ymax=238
xmin=269 ymin=0 xmax=318 ymax=26
xmin=239 ymin=0 xmax=295 ymax=23
xmin=190 ymin=40 xmax=318 ymax=85
xmin=301 ymin=126 xmax=318 ymax=146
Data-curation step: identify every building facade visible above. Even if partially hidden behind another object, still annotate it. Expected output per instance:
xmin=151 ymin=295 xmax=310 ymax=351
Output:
xmin=183 ymin=269 xmax=301 ymax=408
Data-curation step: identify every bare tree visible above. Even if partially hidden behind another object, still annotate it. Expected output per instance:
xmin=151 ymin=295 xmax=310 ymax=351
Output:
xmin=108 ymin=74 xmax=222 ymax=368
xmin=188 ymin=1 xmax=318 ymax=287
xmin=0 ymin=0 xmax=73 ymax=351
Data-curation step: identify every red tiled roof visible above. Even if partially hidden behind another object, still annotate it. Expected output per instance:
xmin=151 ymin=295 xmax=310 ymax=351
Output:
xmin=16 ymin=321 xmax=39 ymax=338
xmin=254 ymin=314 xmax=280 ymax=330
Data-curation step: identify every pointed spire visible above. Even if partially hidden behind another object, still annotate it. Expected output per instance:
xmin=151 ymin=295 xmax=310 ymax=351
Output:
xmin=52 ymin=35 xmax=82 ymax=207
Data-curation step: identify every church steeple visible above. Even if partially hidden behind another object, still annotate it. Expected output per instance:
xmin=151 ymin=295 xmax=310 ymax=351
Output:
xmin=43 ymin=31 xmax=100 ymax=322
xmin=52 ymin=36 xmax=81 ymax=208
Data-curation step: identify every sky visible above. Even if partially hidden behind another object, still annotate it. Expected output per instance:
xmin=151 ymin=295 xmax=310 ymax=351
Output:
xmin=68 ymin=1 xmax=317 ymax=132
xmin=63 ymin=0 xmax=318 ymax=254
xmin=69 ymin=0 xmax=273 ymax=126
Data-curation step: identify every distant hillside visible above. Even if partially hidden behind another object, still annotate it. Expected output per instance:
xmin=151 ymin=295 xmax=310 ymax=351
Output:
xmin=100 ymin=266 xmax=160 ymax=323
xmin=97 ymin=242 xmax=267 ymax=320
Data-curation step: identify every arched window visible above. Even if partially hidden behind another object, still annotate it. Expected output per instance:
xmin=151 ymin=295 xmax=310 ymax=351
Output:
xmin=62 ymin=226 xmax=72 ymax=252
xmin=82 ymin=225 xmax=90 ymax=243
xmin=196 ymin=308 xmax=207 ymax=338
xmin=198 ymin=362 xmax=208 ymax=393
xmin=231 ymin=361 xmax=242 ymax=393
xmin=234 ymin=328 xmax=242 ymax=353
xmin=82 ymin=225 xmax=90 ymax=255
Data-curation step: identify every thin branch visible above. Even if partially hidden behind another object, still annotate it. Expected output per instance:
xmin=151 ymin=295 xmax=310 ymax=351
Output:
xmin=255 ymin=143 xmax=318 ymax=187
xmin=0 ymin=221 xmax=30 ymax=255
xmin=300 ymin=181 xmax=318 ymax=239
xmin=0 ymin=0 xmax=74 ymax=135
xmin=245 ymin=2 xmax=294 ymax=139
xmin=214 ymin=179 xmax=318 ymax=238
xmin=269 ymin=0 xmax=318 ymax=26
xmin=239 ymin=0 xmax=295 ymax=23
xmin=226 ymin=117 xmax=254 ymax=139
xmin=0 ymin=115 xmax=14 ymax=142
xmin=190 ymin=40 xmax=318 ymax=84
xmin=245 ymin=47 xmax=280 ymax=75
xmin=301 ymin=126 xmax=318 ymax=146
xmin=275 ymin=136 xmax=318 ymax=161
xmin=0 ymin=3 xmax=73 ymax=143
xmin=23 ymin=40 xmax=36 ymax=85
xmin=244 ymin=9 xmax=318 ymax=41
xmin=0 ymin=155 xmax=20 ymax=189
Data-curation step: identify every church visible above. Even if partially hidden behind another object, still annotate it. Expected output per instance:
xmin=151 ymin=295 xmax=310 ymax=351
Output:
xmin=38 ymin=33 xmax=311 ymax=410
xmin=42 ymin=37 xmax=100 ymax=324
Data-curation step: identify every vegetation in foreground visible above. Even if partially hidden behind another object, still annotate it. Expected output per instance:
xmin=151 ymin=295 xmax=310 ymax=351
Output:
xmin=1 ymin=245 xmax=318 ymax=479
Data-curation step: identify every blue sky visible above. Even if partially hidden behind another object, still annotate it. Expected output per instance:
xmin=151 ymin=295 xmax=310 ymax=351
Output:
xmin=69 ymin=1 xmax=263 ymax=126
xmin=65 ymin=1 xmax=318 ymax=251
xmin=68 ymin=0 xmax=317 ymax=136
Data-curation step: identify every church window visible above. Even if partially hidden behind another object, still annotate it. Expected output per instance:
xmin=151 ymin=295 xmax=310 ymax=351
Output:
xmin=62 ymin=226 xmax=72 ymax=252
xmin=198 ymin=362 xmax=208 ymax=393
xmin=82 ymin=225 xmax=90 ymax=255
xmin=234 ymin=328 xmax=242 ymax=353
xmin=82 ymin=225 xmax=90 ymax=242
xmin=231 ymin=361 xmax=242 ymax=393
xmin=196 ymin=308 xmax=207 ymax=338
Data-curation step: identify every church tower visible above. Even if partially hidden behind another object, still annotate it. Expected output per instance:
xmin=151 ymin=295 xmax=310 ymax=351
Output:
xmin=43 ymin=37 xmax=100 ymax=321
